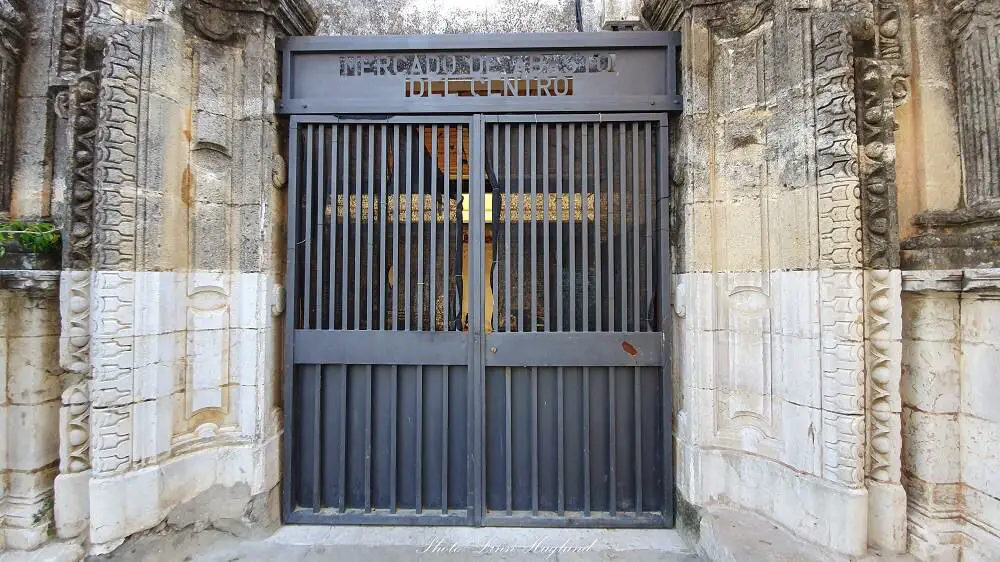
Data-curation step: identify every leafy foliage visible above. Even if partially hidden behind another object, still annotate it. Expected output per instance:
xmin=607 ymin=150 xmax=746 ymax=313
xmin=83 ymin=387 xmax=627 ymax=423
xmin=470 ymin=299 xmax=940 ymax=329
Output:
xmin=0 ymin=221 xmax=61 ymax=258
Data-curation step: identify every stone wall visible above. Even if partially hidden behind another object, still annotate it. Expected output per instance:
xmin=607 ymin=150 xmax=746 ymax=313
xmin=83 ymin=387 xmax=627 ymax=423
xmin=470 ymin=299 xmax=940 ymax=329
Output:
xmin=0 ymin=0 xmax=316 ymax=554
xmin=900 ymin=270 xmax=1000 ymax=562
xmin=639 ymin=0 xmax=1000 ymax=559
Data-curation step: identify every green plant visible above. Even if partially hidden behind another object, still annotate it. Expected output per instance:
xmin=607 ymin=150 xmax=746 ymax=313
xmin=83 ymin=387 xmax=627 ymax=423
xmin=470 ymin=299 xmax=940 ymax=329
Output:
xmin=0 ymin=221 xmax=61 ymax=258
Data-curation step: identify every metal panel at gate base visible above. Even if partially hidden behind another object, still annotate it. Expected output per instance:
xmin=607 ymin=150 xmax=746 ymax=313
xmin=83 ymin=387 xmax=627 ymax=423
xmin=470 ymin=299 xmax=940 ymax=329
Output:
xmin=281 ymin=32 xmax=679 ymax=529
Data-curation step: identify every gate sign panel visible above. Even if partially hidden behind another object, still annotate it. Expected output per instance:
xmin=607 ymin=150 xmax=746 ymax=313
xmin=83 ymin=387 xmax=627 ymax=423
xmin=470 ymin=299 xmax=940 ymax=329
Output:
xmin=279 ymin=33 xmax=681 ymax=114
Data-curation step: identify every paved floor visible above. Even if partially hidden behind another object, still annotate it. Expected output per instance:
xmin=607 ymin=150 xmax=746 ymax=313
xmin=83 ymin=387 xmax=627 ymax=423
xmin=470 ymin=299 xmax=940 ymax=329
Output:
xmin=92 ymin=526 xmax=699 ymax=562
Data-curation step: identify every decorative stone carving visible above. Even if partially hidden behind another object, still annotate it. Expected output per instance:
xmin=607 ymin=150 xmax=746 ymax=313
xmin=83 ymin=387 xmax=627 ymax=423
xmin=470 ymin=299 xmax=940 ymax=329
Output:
xmin=93 ymin=29 xmax=141 ymax=272
xmin=58 ymin=0 xmax=88 ymax=73
xmin=0 ymin=270 xmax=60 ymax=293
xmin=857 ymin=58 xmax=901 ymax=269
xmin=60 ymin=382 xmax=91 ymax=473
xmin=69 ymin=72 xmax=99 ymax=270
xmin=0 ymin=0 xmax=27 ymax=210
xmin=182 ymin=0 xmax=317 ymax=42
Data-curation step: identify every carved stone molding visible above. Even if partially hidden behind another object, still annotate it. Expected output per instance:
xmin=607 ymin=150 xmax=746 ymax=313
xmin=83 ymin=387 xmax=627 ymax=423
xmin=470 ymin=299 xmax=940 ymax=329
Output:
xmin=857 ymin=58 xmax=901 ymax=269
xmin=0 ymin=0 xmax=27 ymax=211
xmin=900 ymin=269 xmax=964 ymax=292
xmin=0 ymin=0 xmax=27 ymax=58
xmin=0 ymin=270 xmax=60 ymax=293
xmin=58 ymin=0 xmax=88 ymax=73
xmin=69 ymin=72 xmax=99 ymax=270
xmin=181 ymin=0 xmax=317 ymax=43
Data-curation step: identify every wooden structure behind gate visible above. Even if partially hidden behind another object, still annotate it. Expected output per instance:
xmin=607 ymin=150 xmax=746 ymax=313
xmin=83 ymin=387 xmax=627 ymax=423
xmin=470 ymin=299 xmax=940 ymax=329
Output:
xmin=279 ymin=32 xmax=681 ymax=527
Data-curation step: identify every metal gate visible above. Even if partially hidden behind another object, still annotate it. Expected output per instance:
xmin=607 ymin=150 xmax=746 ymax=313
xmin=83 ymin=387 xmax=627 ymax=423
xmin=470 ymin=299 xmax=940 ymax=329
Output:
xmin=279 ymin=33 xmax=681 ymax=528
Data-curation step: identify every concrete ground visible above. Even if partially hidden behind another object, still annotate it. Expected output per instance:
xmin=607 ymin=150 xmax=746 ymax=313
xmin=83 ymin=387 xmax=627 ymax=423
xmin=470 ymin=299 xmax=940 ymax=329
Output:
xmin=1 ymin=526 xmax=695 ymax=562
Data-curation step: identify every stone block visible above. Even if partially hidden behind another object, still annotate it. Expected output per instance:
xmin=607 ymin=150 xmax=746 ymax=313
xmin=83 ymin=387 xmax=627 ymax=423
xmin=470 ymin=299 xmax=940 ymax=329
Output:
xmin=771 ymin=270 xmax=819 ymax=339
xmin=902 ymin=407 xmax=960 ymax=483
xmin=5 ymin=402 xmax=60 ymax=471
xmin=961 ymin=414 xmax=1000 ymax=499
xmin=54 ymin=471 xmax=90 ymax=539
xmin=131 ymin=395 xmax=174 ymax=463
xmin=191 ymin=202 xmax=232 ymax=271
xmin=772 ymin=335 xmax=822 ymax=408
xmin=901 ymin=338 xmax=961 ymax=413
xmin=5 ymin=335 xmax=61 ymax=405
xmin=960 ymin=296 xmax=1000 ymax=346
xmin=903 ymin=293 xmax=959 ymax=342
xmin=961 ymin=341 xmax=1000 ymax=424
xmin=133 ymin=331 xmax=185 ymax=401
xmin=134 ymin=272 xmax=186 ymax=337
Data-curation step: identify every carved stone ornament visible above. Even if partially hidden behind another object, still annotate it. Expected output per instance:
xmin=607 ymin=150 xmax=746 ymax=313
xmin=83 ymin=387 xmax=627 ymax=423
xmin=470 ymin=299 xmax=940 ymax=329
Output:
xmin=0 ymin=0 xmax=27 ymax=58
xmin=182 ymin=0 xmax=318 ymax=42
xmin=58 ymin=0 xmax=88 ymax=73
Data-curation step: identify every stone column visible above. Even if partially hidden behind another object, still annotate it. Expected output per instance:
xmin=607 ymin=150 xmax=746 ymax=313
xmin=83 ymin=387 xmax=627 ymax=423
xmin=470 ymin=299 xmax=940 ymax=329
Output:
xmin=900 ymin=1 xmax=1000 ymax=269
xmin=947 ymin=0 xmax=1000 ymax=207
xmin=0 ymin=0 xmax=26 ymax=211
xmin=0 ymin=271 xmax=61 ymax=550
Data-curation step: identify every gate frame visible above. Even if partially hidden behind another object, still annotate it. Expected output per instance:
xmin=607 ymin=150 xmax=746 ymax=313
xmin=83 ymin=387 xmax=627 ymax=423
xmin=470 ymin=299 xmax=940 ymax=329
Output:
xmin=278 ymin=31 xmax=681 ymax=527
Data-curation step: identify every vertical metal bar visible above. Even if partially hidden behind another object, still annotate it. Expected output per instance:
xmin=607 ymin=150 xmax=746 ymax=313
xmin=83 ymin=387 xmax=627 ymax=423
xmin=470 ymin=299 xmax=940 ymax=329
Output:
xmin=364 ymin=364 xmax=373 ymax=511
xmin=658 ymin=118 xmax=675 ymax=522
xmin=645 ymin=123 xmax=654 ymax=331
xmin=393 ymin=126 xmax=401 ymax=330
xmin=530 ymin=124 xmax=538 ymax=333
xmin=593 ymin=123 xmax=602 ymax=332
xmin=634 ymin=366 xmax=642 ymax=515
xmin=606 ymin=124 xmax=615 ymax=331
xmin=582 ymin=366 xmax=591 ymax=516
xmin=342 ymin=126 xmax=350 ymax=330
xmin=281 ymin=120 xmax=299 ymax=518
xmin=505 ymin=367 xmax=512 ymax=515
xmin=469 ymin=115 xmax=485 ymax=524
xmin=339 ymin=364 xmax=348 ymax=513
xmin=443 ymin=126 xmax=450 ymax=332
xmin=367 ymin=125 xmax=375 ymax=330
xmin=456 ymin=125 xmax=464 ymax=332
xmin=504 ymin=124 xmax=512 ymax=332
xmin=380 ymin=124 xmax=388 ymax=330
xmin=619 ymin=123 xmax=628 ymax=333
xmin=582 ymin=124 xmax=589 ymax=332
xmin=542 ymin=124 xmax=550 ymax=332
xmin=632 ymin=123 xmax=641 ymax=333
xmin=569 ymin=123 xmax=576 ymax=333
xmin=442 ymin=365 xmax=449 ymax=513
xmin=531 ymin=366 xmax=538 ymax=516
xmin=312 ymin=367 xmax=322 ymax=511
xmin=329 ymin=125 xmax=339 ymax=328
xmin=430 ymin=125 xmax=438 ymax=332
xmin=417 ymin=125 xmax=426 ymax=331
xmin=303 ymin=125 xmax=314 ymax=330
xmin=390 ymin=364 xmax=398 ymax=512
xmin=557 ymin=366 xmax=565 ymax=514
xmin=555 ymin=124 xmax=563 ymax=332
xmin=609 ymin=366 xmax=617 ymax=516
xmin=355 ymin=125 xmax=363 ymax=329
xmin=490 ymin=125 xmax=499 ymax=332
xmin=416 ymin=365 xmax=423 ymax=512
xmin=517 ymin=123 xmax=525 ymax=333
xmin=405 ymin=126 xmax=413 ymax=331
xmin=316 ymin=126 xmax=325 ymax=330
